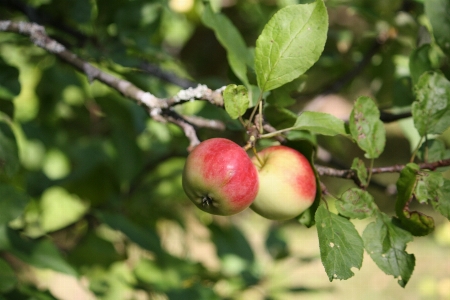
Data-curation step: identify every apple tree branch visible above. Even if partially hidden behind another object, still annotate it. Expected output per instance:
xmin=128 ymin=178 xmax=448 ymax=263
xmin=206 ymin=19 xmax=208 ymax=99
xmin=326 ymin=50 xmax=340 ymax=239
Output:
xmin=0 ymin=20 xmax=226 ymax=150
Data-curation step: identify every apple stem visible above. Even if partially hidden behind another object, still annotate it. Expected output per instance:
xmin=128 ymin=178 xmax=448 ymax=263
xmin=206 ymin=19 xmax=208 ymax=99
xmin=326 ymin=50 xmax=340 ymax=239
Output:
xmin=252 ymin=146 xmax=264 ymax=166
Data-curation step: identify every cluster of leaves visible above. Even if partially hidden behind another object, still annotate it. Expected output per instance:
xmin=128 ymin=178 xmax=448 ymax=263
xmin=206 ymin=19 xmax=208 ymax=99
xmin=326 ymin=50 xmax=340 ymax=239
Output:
xmin=0 ymin=0 xmax=450 ymax=299
xmin=210 ymin=0 xmax=450 ymax=288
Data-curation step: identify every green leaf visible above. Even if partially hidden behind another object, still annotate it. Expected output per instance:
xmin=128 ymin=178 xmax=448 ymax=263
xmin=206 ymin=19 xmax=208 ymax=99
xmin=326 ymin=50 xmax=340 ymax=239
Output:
xmin=432 ymin=178 xmax=450 ymax=220
xmin=412 ymin=71 xmax=450 ymax=136
xmin=223 ymin=85 xmax=249 ymax=119
xmin=0 ymin=121 xmax=20 ymax=177
xmin=40 ymin=187 xmax=89 ymax=233
xmin=202 ymin=4 xmax=251 ymax=86
xmin=349 ymin=96 xmax=386 ymax=159
xmin=265 ymin=226 xmax=289 ymax=260
xmin=336 ymin=188 xmax=378 ymax=219
xmin=263 ymin=104 xmax=297 ymax=130
xmin=425 ymin=0 xmax=450 ymax=56
xmin=97 ymin=212 xmax=162 ymax=256
xmin=0 ymin=225 xmax=77 ymax=276
xmin=255 ymin=1 xmax=328 ymax=92
xmin=0 ymin=258 xmax=16 ymax=293
xmin=417 ymin=139 xmax=450 ymax=162
xmin=0 ymin=185 xmax=28 ymax=225
xmin=415 ymin=170 xmax=444 ymax=204
xmin=409 ymin=44 xmax=433 ymax=85
xmin=67 ymin=231 xmax=123 ymax=268
xmin=292 ymin=111 xmax=348 ymax=136
xmin=0 ymin=58 xmax=20 ymax=100
xmin=266 ymin=77 xmax=303 ymax=107
xmin=395 ymin=163 xmax=435 ymax=236
xmin=209 ymin=223 xmax=254 ymax=263
xmin=315 ymin=205 xmax=364 ymax=281
xmin=362 ymin=213 xmax=415 ymax=287
xmin=351 ymin=158 xmax=368 ymax=187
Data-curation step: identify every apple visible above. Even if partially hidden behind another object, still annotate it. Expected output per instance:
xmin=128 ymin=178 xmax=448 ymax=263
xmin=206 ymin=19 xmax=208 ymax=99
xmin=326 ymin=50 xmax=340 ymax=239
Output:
xmin=182 ymin=138 xmax=259 ymax=216
xmin=251 ymin=145 xmax=316 ymax=221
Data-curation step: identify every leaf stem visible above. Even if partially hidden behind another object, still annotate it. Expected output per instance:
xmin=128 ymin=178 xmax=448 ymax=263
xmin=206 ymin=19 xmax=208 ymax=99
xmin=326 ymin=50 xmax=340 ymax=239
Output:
xmin=366 ymin=159 xmax=374 ymax=188
xmin=410 ymin=136 xmax=424 ymax=163
xmin=248 ymin=91 xmax=263 ymax=125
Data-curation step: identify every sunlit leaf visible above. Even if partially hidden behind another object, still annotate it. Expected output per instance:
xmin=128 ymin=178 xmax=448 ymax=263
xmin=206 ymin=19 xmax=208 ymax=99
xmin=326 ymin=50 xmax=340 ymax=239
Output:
xmin=40 ymin=187 xmax=89 ymax=233
xmin=336 ymin=188 xmax=378 ymax=219
xmin=362 ymin=212 xmax=415 ymax=287
xmin=412 ymin=71 xmax=450 ymax=136
xmin=349 ymin=96 xmax=386 ymax=159
xmin=255 ymin=1 xmax=328 ymax=91
xmin=223 ymin=84 xmax=249 ymax=119
xmin=315 ymin=205 xmax=364 ymax=281
xmin=292 ymin=111 xmax=348 ymax=136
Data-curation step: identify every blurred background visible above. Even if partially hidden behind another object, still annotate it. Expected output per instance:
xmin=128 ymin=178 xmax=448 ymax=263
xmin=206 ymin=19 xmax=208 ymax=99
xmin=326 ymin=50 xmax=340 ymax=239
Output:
xmin=0 ymin=0 xmax=449 ymax=299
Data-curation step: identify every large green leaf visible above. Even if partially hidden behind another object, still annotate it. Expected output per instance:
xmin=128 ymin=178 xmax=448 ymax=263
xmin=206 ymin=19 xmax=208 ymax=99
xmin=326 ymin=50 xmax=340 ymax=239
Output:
xmin=412 ymin=71 xmax=450 ymax=136
xmin=362 ymin=213 xmax=415 ymax=287
xmin=202 ymin=4 xmax=251 ymax=87
xmin=425 ymin=0 xmax=450 ymax=56
xmin=349 ymin=96 xmax=386 ymax=159
xmin=315 ymin=205 xmax=364 ymax=281
xmin=255 ymin=1 xmax=328 ymax=92
xmin=292 ymin=111 xmax=348 ymax=136
xmin=0 ymin=185 xmax=28 ymax=225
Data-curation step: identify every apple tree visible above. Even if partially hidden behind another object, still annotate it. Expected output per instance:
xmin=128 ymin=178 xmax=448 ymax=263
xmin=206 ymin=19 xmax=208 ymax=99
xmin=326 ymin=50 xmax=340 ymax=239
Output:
xmin=0 ymin=0 xmax=449 ymax=299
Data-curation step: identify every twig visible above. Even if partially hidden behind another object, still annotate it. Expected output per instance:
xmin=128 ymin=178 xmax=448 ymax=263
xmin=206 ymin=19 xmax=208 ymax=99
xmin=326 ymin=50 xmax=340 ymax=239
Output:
xmin=0 ymin=21 xmax=226 ymax=149
xmin=316 ymin=158 xmax=450 ymax=180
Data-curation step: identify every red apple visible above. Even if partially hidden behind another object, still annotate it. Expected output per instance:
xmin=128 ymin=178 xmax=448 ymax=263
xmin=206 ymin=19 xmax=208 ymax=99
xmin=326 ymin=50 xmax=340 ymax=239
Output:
xmin=251 ymin=145 xmax=316 ymax=220
xmin=182 ymin=138 xmax=259 ymax=216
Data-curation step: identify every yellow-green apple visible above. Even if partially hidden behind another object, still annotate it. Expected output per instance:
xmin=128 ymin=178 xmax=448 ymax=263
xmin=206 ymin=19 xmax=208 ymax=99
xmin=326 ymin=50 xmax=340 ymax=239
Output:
xmin=251 ymin=145 xmax=316 ymax=220
xmin=182 ymin=138 xmax=259 ymax=216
